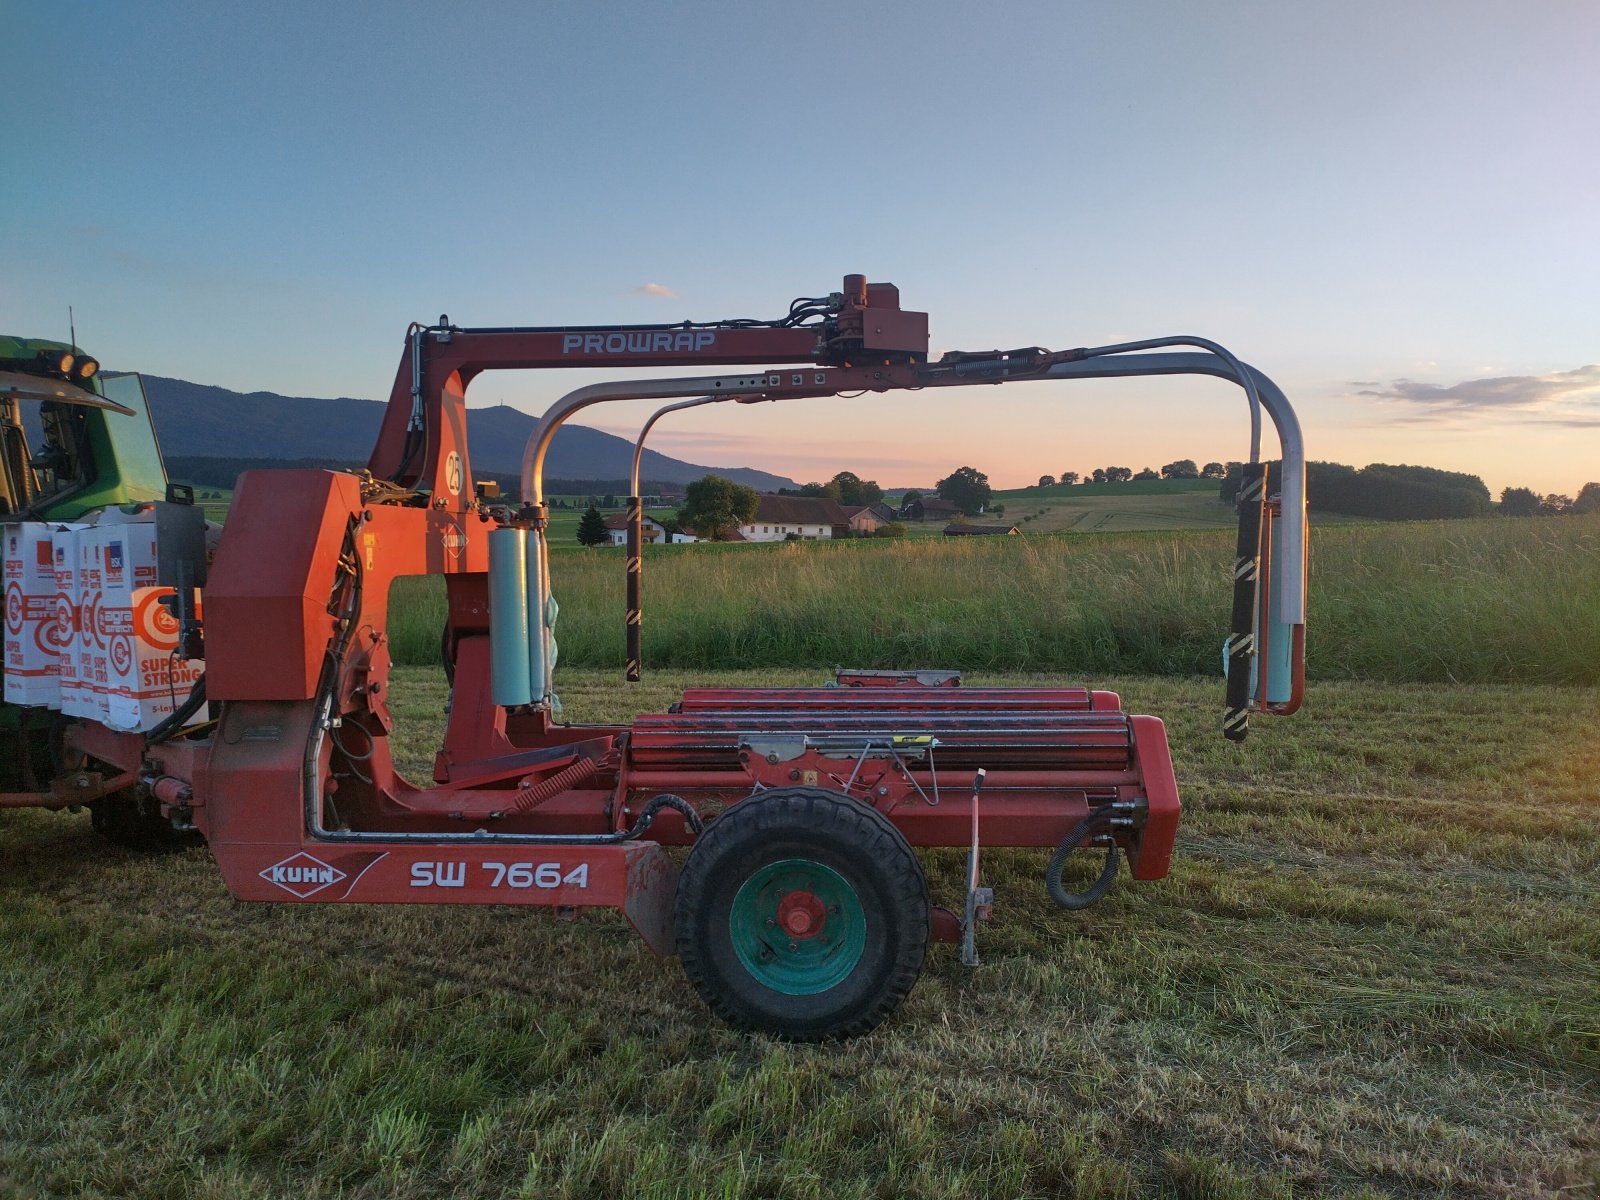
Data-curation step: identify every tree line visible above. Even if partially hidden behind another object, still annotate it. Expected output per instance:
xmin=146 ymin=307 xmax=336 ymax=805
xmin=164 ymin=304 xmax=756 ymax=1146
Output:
xmin=1219 ymin=461 xmax=1600 ymax=520
xmin=1035 ymin=460 xmax=1231 ymax=487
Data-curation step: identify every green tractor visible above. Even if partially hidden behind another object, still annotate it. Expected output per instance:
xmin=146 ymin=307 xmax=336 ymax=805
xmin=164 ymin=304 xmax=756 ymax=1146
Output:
xmin=0 ymin=337 xmax=167 ymax=521
xmin=2 ymin=336 xmax=178 ymax=843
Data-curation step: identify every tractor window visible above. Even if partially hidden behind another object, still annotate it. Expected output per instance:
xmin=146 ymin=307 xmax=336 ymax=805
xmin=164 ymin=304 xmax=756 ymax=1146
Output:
xmin=22 ymin=401 xmax=93 ymax=509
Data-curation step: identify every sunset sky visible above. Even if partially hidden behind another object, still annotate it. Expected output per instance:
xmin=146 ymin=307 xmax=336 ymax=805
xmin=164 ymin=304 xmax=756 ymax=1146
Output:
xmin=6 ymin=1 xmax=1597 ymax=494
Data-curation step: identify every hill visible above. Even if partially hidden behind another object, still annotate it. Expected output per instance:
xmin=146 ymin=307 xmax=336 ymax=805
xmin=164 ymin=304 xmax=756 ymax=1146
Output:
xmin=140 ymin=376 xmax=797 ymax=492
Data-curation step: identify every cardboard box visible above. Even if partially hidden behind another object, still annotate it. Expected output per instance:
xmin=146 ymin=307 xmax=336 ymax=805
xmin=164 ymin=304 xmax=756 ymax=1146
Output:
xmin=103 ymin=585 xmax=204 ymax=732
xmin=3 ymin=522 xmax=70 ymax=707
xmin=52 ymin=529 xmax=81 ymax=713
xmin=61 ymin=526 xmax=111 ymax=722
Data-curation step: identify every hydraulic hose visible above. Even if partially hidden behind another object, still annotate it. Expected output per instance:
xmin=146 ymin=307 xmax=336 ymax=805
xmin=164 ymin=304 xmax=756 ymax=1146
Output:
xmin=1045 ymin=807 xmax=1120 ymax=911
xmin=146 ymin=675 xmax=207 ymax=745
xmin=623 ymin=793 xmax=705 ymax=840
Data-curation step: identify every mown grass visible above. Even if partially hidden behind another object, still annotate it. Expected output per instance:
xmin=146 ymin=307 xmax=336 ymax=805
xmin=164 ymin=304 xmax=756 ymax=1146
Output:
xmin=2 ymin=670 xmax=1596 ymax=1199
xmin=388 ymin=514 xmax=1600 ymax=685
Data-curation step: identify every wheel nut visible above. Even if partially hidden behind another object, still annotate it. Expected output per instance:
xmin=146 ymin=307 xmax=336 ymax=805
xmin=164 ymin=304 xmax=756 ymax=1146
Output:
xmin=766 ymin=918 xmax=775 ymax=927
xmin=788 ymin=940 xmax=799 ymax=952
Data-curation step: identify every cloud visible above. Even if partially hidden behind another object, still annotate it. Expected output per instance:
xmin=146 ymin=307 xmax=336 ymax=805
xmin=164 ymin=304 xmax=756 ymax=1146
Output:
xmin=628 ymin=283 xmax=681 ymax=300
xmin=1354 ymin=364 xmax=1600 ymax=424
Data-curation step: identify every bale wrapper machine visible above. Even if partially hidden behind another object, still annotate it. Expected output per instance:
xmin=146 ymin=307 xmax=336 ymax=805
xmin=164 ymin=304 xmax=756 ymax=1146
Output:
xmin=2 ymin=276 xmax=1307 ymax=1038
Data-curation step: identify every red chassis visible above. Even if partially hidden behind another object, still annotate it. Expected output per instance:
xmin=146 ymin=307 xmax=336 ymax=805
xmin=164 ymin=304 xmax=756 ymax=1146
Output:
xmin=19 ymin=275 xmax=1306 ymax=1038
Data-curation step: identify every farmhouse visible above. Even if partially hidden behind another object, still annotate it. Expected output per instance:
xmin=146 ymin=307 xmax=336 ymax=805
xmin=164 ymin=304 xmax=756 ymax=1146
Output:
xmin=603 ymin=514 xmax=668 ymax=546
xmin=943 ymin=523 xmax=1019 ymax=536
xmin=842 ymin=506 xmax=884 ymax=535
xmin=739 ymin=495 xmax=851 ymax=542
xmin=901 ymin=496 xmax=962 ymax=521
xmin=865 ymin=501 xmax=897 ymax=523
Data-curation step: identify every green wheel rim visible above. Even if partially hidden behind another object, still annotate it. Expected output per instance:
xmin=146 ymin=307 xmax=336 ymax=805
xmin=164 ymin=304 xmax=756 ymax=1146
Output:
xmin=729 ymin=859 xmax=867 ymax=995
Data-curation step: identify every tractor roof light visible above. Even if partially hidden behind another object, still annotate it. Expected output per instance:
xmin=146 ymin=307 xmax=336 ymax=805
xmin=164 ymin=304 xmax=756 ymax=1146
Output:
xmin=75 ymin=357 xmax=99 ymax=379
xmin=40 ymin=349 xmax=75 ymax=377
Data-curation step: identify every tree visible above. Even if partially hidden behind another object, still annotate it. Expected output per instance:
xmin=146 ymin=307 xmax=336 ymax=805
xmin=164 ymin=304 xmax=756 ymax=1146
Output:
xmin=935 ymin=466 xmax=992 ymax=515
xmin=799 ymin=480 xmax=842 ymax=500
xmin=1060 ymin=472 xmax=1079 ymax=486
xmin=1499 ymin=486 xmax=1541 ymax=517
xmin=679 ymin=474 xmax=760 ymax=540
xmin=829 ymin=471 xmax=883 ymax=506
xmin=577 ymin=505 xmax=610 ymax=546
xmin=877 ymin=521 xmax=908 ymax=538
xmin=901 ymin=489 xmax=922 ymax=505
xmin=1201 ymin=462 xmax=1226 ymax=479
xmin=1161 ymin=459 xmax=1199 ymax=479
xmin=1037 ymin=474 xmax=1056 ymax=488
xmin=1540 ymin=493 xmax=1573 ymax=515
xmin=1091 ymin=468 xmax=1106 ymax=484
xmin=1572 ymin=482 xmax=1600 ymax=514
xmin=1105 ymin=467 xmax=1132 ymax=483
xmin=1134 ymin=467 xmax=1160 ymax=481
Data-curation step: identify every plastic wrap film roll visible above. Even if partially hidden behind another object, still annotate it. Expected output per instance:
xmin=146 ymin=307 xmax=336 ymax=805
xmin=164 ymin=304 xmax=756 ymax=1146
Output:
xmin=488 ymin=527 xmax=532 ymax=707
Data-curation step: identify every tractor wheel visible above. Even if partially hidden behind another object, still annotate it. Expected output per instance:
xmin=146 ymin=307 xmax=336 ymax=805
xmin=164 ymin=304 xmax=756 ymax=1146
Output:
xmin=89 ymin=789 xmax=196 ymax=852
xmin=675 ymin=787 xmax=929 ymax=1041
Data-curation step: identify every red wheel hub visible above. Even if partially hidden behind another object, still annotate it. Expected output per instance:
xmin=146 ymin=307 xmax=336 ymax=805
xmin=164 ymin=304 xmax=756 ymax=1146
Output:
xmin=776 ymin=889 xmax=827 ymax=939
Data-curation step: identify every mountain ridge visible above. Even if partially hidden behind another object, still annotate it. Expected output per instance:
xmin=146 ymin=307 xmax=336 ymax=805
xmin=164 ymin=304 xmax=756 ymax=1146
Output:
xmin=140 ymin=376 xmax=799 ymax=492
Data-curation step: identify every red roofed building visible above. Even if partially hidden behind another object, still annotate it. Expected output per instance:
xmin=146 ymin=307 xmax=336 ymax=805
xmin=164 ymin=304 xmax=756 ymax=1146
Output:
xmin=739 ymin=495 xmax=853 ymax=541
xmin=602 ymin=513 xmax=668 ymax=546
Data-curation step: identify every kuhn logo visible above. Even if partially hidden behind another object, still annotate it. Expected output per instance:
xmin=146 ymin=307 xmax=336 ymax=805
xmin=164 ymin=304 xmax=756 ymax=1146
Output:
xmin=561 ymin=330 xmax=716 ymax=355
xmin=260 ymin=852 xmax=347 ymax=898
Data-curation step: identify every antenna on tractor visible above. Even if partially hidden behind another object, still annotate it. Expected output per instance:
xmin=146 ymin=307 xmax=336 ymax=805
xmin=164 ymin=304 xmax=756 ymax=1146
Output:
xmin=69 ymin=306 xmax=77 ymax=353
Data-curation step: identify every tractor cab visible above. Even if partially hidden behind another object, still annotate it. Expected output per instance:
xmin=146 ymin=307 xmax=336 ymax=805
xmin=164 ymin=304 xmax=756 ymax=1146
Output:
xmin=0 ymin=336 xmax=168 ymax=521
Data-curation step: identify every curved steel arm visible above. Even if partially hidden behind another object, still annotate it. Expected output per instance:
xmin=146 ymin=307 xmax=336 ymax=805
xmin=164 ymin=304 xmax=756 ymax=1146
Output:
xmin=522 ymin=374 xmax=780 ymax=506
xmin=630 ymin=395 xmax=733 ymax=497
xmin=1042 ymin=352 xmax=1305 ymax=624
xmin=518 ymin=354 xmax=1306 ymax=626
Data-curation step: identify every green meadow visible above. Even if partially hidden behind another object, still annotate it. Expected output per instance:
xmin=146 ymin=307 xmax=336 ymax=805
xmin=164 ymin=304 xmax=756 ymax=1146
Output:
xmin=3 ymin=670 xmax=1595 ymax=1198
xmin=3 ymin=511 xmax=1597 ymax=1197
xmin=387 ymin=514 xmax=1600 ymax=687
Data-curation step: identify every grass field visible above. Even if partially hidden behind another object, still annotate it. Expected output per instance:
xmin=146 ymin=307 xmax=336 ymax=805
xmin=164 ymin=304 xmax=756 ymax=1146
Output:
xmin=990 ymin=479 xmax=1240 ymax=534
xmin=2 ymin=669 xmax=1595 ymax=1198
xmin=387 ymin=514 xmax=1600 ymax=686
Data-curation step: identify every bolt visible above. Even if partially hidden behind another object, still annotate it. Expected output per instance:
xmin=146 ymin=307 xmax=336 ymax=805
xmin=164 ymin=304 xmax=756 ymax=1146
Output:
xmin=828 ymin=904 xmax=839 ymax=915
xmin=820 ymin=936 xmax=830 ymax=945
xmin=788 ymin=941 xmax=799 ymax=952
xmin=766 ymin=918 xmax=775 ymax=927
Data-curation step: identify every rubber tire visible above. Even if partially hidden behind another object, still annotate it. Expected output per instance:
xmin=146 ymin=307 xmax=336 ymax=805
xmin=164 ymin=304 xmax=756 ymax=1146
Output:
xmin=89 ymin=790 xmax=197 ymax=852
xmin=675 ymin=787 xmax=929 ymax=1041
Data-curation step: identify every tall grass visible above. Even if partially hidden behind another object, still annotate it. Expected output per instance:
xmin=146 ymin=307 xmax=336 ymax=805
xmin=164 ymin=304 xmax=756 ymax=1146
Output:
xmin=387 ymin=516 xmax=1600 ymax=684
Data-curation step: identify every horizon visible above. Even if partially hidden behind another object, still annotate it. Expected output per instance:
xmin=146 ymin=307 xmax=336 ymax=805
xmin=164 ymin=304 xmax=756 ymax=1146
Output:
xmin=6 ymin=2 xmax=1596 ymax=497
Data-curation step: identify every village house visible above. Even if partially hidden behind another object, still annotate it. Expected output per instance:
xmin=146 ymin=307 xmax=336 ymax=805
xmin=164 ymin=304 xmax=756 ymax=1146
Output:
xmin=900 ymin=496 xmax=963 ymax=522
xmin=603 ymin=514 xmax=668 ymax=546
xmin=842 ymin=506 xmax=884 ymax=535
xmin=739 ymin=495 xmax=852 ymax=542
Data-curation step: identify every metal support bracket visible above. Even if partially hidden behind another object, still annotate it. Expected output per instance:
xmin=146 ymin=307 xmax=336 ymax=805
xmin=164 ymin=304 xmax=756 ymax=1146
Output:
xmin=960 ymin=768 xmax=992 ymax=967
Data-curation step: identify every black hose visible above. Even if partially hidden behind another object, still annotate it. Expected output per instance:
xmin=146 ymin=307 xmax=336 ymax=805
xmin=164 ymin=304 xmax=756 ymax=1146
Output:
xmin=146 ymin=674 xmax=207 ymax=745
xmin=1045 ymin=808 xmax=1120 ymax=910
xmin=624 ymin=793 xmax=704 ymax=840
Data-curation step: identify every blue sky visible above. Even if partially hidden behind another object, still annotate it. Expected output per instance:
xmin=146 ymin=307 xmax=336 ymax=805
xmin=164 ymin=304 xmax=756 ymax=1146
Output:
xmin=6 ymin=0 xmax=1597 ymax=493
